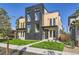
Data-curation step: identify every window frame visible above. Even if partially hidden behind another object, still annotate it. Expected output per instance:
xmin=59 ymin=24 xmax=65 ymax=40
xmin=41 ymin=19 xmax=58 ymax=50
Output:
xmin=27 ymin=24 xmax=31 ymax=33
xmin=35 ymin=23 xmax=40 ymax=33
xmin=50 ymin=30 xmax=52 ymax=37
xmin=50 ymin=18 xmax=52 ymax=26
xmin=53 ymin=30 xmax=56 ymax=37
xmin=50 ymin=18 xmax=56 ymax=26
xmin=35 ymin=11 xmax=40 ymax=21
xmin=53 ymin=18 xmax=56 ymax=25
xmin=27 ymin=14 xmax=31 ymax=22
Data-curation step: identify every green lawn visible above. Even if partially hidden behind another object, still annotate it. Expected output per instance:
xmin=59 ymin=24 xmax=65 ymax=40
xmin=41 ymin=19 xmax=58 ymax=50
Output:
xmin=0 ymin=39 xmax=38 ymax=46
xmin=31 ymin=41 xmax=64 ymax=51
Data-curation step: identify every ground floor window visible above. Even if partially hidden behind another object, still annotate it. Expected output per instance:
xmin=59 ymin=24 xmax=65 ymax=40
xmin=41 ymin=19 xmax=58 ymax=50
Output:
xmin=53 ymin=30 xmax=56 ymax=37
xmin=23 ymin=31 xmax=25 ymax=37
xmin=27 ymin=25 xmax=31 ymax=33
xmin=50 ymin=30 xmax=52 ymax=37
xmin=21 ymin=31 xmax=22 ymax=37
xmin=18 ymin=31 xmax=25 ymax=37
xmin=35 ymin=23 xmax=40 ymax=33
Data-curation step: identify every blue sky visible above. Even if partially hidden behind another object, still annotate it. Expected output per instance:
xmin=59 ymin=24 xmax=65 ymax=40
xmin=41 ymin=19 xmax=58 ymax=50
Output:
xmin=0 ymin=3 xmax=78 ymax=32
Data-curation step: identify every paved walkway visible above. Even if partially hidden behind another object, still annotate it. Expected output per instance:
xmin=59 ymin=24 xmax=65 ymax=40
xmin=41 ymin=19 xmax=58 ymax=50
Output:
xmin=64 ymin=45 xmax=79 ymax=54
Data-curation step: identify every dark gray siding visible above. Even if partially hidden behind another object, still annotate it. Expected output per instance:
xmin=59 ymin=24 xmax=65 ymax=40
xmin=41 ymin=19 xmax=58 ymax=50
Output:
xmin=25 ymin=4 xmax=44 ymax=40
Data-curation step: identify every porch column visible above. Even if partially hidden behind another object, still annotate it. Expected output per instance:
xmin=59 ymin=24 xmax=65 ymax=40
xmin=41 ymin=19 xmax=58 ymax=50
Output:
xmin=48 ymin=30 xmax=50 ymax=40
xmin=42 ymin=31 xmax=45 ymax=39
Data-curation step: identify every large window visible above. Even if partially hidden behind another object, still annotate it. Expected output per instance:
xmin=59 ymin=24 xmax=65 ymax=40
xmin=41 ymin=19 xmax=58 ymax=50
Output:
xmin=27 ymin=25 xmax=31 ymax=33
xmin=21 ymin=31 xmax=22 ymax=37
xmin=35 ymin=23 xmax=40 ymax=33
xmin=23 ymin=31 xmax=25 ymax=37
xmin=20 ymin=22 xmax=25 ymax=28
xmin=50 ymin=18 xmax=56 ymax=26
xmin=50 ymin=19 xmax=52 ymax=26
xmin=35 ymin=12 xmax=40 ymax=21
xmin=19 ymin=23 xmax=22 ymax=28
xmin=53 ymin=18 xmax=56 ymax=25
xmin=53 ymin=30 xmax=56 ymax=37
xmin=50 ymin=30 xmax=52 ymax=37
xmin=27 ymin=14 xmax=31 ymax=22
xmin=23 ymin=22 xmax=25 ymax=28
xmin=21 ymin=23 xmax=23 ymax=28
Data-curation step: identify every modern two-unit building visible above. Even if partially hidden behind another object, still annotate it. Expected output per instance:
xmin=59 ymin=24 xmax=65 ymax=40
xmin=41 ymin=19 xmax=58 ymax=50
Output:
xmin=68 ymin=9 xmax=79 ymax=46
xmin=16 ymin=4 xmax=63 ymax=40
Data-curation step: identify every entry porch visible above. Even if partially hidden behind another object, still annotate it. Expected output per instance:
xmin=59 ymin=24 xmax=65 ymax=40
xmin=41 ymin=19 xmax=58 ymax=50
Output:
xmin=42 ymin=26 xmax=58 ymax=40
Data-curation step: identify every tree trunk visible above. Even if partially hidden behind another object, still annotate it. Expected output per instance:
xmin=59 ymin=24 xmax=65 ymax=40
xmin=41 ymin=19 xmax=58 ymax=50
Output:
xmin=6 ymin=37 xmax=9 ymax=55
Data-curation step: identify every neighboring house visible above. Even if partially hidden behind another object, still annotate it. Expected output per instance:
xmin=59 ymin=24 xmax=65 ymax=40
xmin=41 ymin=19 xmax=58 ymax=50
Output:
xmin=16 ymin=16 xmax=25 ymax=40
xmin=0 ymin=30 xmax=16 ymax=39
xmin=8 ymin=30 xmax=16 ymax=39
xmin=68 ymin=9 xmax=79 ymax=46
xmin=25 ymin=4 xmax=63 ymax=40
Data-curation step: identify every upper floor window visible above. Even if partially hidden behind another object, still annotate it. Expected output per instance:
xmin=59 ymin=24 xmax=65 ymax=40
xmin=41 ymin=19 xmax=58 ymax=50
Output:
xmin=19 ymin=23 xmax=22 ymax=28
xmin=27 ymin=25 xmax=31 ymax=33
xmin=27 ymin=14 xmax=31 ymax=22
xmin=35 ymin=23 xmax=40 ymax=33
xmin=53 ymin=18 xmax=56 ymax=25
xmin=20 ymin=22 xmax=25 ymax=28
xmin=23 ymin=22 xmax=25 ymax=28
xmin=50 ymin=18 xmax=56 ymax=26
xmin=50 ymin=18 xmax=52 ymax=26
xmin=21 ymin=23 xmax=23 ymax=28
xmin=35 ymin=12 xmax=40 ymax=21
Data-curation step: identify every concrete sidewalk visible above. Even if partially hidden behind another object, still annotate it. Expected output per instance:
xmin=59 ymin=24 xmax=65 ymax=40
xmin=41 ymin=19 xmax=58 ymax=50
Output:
xmin=0 ymin=43 xmax=20 ymax=50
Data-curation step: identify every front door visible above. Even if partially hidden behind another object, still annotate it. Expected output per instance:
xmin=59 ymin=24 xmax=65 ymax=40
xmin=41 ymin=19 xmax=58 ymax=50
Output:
xmin=45 ymin=30 xmax=48 ymax=39
xmin=49 ymin=30 xmax=53 ymax=40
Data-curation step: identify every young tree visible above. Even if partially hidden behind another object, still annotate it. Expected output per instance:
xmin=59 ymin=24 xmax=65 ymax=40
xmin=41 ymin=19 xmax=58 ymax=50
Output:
xmin=0 ymin=8 xmax=11 ymax=54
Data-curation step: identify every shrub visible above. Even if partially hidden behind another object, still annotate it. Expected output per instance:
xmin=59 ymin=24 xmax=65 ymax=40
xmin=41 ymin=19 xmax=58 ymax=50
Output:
xmin=58 ymin=34 xmax=70 ymax=42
